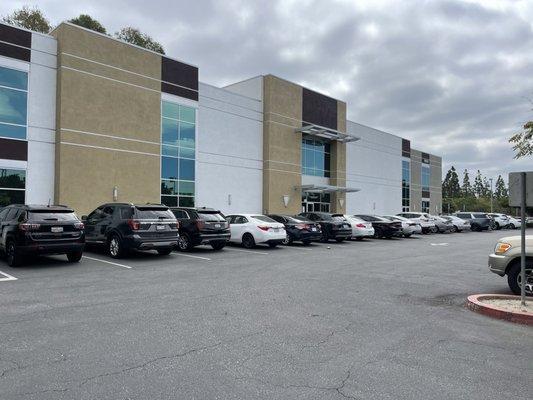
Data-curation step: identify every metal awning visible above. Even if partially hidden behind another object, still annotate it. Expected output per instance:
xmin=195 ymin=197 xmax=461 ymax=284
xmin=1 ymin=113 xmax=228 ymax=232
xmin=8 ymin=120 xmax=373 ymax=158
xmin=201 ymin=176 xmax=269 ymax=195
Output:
xmin=297 ymin=184 xmax=361 ymax=193
xmin=296 ymin=124 xmax=359 ymax=143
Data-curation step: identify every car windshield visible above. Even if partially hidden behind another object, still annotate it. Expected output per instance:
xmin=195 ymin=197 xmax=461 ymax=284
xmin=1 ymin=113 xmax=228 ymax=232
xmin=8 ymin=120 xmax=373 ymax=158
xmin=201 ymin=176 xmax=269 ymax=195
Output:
xmin=28 ymin=211 xmax=78 ymax=221
xmin=473 ymin=213 xmax=487 ymax=218
xmin=292 ymin=216 xmax=312 ymax=223
xmin=135 ymin=208 xmax=175 ymax=219
xmin=198 ymin=212 xmax=225 ymax=222
xmin=252 ymin=215 xmax=277 ymax=223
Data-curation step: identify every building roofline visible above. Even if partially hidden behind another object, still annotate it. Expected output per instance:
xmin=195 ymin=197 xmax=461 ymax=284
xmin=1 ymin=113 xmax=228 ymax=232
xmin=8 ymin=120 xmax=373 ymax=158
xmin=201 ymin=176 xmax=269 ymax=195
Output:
xmin=0 ymin=20 xmax=56 ymax=39
xmin=263 ymin=73 xmax=345 ymax=104
xmin=50 ymin=21 xmax=199 ymax=68
xmin=222 ymin=75 xmax=263 ymax=88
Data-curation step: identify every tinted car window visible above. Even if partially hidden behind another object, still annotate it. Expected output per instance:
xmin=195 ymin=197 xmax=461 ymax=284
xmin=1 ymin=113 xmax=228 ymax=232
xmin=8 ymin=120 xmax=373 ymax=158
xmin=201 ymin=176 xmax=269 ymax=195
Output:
xmin=120 ymin=207 xmax=134 ymax=219
xmin=6 ymin=208 xmax=18 ymax=221
xmin=252 ymin=215 xmax=276 ymax=223
xmin=28 ymin=211 xmax=79 ymax=221
xmin=233 ymin=216 xmax=247 ymax=224
xmin=172 ymin=210 xmax=189 ymax=219
xmin=134 ymin=208 xmax=174 ymax=219
xmin=0 ymin=208 xmax=9 ymax=220
xmin=198 ymin=212 xmax=225 ymax=222
xmin=473 ymin=213 xmax=488 ymax=218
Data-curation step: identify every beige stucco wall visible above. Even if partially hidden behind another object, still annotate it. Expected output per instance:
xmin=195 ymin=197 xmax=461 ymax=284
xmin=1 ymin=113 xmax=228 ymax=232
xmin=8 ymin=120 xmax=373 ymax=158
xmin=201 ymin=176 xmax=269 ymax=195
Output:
xmin=262 ymin=75 xmax=302 ymax=214
xmin=330 ymin=101 xmax=347 ymax=213
xmin=52 ymin=23 xmax=162 ymax=215
xmin=410 ymin=150 xmax=422 ymax=212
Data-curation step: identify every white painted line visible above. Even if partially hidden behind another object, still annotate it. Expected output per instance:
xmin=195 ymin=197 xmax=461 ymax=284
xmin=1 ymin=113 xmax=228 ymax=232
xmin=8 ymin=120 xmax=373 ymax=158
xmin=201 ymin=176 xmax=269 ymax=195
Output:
xmin=174 ymin=253 xmax=211 ymax=261
xmin=280 ymin=245 xmax=313 ymax=251
xmin=82 ymin=256 xmax=132 ymax=269
xmin=0 ymin=270 xmax=18 ymax=282
xmin=225 ymin=247 xmax=269 ymax=255
xmin=430 ymin=243 xmax=449 ymax=246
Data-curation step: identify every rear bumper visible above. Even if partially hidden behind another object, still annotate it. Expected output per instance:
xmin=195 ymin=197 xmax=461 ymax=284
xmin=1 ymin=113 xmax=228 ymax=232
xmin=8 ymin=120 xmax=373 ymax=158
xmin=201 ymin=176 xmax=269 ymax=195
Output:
xmin=16 ymin=241 xmax=85 ymax=255
xmin=488 ymin=253 xmax=508 ymax=276
xmin=194 ymin=232 xmax=231 ymax=244
xmin=352 ymin=228 xmax=374 ymax=237
xmin=330 ymin=229 xmax=352 ymax=239
xmin=290 ymin=230 xmax=323 ymax=242
xmin=125 ymin=235 xmax=179 ymax=250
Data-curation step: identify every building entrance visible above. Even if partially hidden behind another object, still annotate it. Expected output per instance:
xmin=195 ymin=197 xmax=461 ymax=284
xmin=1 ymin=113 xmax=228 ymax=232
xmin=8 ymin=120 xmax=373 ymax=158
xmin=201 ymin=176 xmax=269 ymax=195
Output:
xmin=301 ymin=192 xmax=331 ymax=213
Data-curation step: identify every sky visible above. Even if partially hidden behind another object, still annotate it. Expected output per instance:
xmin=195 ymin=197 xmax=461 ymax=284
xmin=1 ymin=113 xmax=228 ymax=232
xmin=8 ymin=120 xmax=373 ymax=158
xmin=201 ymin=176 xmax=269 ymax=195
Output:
xmin=2 ymin=0 xmax=532 ymax=183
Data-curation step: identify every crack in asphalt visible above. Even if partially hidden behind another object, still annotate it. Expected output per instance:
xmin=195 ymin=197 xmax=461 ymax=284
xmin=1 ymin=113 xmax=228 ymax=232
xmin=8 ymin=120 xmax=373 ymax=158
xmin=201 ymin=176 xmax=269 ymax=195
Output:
xmin=78 ymin=329 xmax=268 ymax=386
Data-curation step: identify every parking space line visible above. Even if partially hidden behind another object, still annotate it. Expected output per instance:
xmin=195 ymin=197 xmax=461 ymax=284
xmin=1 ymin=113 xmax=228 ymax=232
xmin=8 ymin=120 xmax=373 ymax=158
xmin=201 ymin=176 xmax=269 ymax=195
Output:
xmin=0 ymin=270 xmax=18 ymax=282
xmin=174 ymin=253 xmax=211 ymax=261
xmin=82 ymin=256 xmax=132 ymax=269
xmin=225 ymin=248 xmax=269 ymax=255
xmin=280 ymin=246 xmax=313 ymax=251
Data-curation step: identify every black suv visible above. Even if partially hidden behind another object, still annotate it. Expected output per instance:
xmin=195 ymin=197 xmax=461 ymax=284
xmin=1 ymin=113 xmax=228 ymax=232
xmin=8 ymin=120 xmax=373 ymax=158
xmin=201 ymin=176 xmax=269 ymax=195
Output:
xmin=0 ymin=204 xmax=85 ymax=266
xmin=83 ymin=203 xmax=179 ymax=258
xmin=355 ymin=215 xmax=402 ymax=238
xmin=298 ymin=212 xmax=352 ymax=242
xmin=170 ymin=207 xmax=230 ymax=251
xmin=268 ymin=214 xmax=322 ymax=245
xmin=454 ymin=212 xmax=492 ymax=232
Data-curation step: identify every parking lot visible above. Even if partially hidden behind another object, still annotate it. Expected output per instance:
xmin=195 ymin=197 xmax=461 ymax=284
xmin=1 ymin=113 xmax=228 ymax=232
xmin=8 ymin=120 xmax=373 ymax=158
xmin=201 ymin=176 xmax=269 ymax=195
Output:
xmin=1 ymin=229 xmax=532 ymax=399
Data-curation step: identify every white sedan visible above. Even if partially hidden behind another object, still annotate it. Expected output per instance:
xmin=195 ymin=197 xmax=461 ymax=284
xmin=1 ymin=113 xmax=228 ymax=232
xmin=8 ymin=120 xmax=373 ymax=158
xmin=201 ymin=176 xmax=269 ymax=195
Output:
xmin=382 ymin=215 xmax=421 ymax=237
xmin=506 ymin=215 xmax=521 ymax=230
xmin=226 ymin=214 xmax=286 ymax=249
xmin=442 ymin=215 xmax=470 ymax=232
xmin=342 ymin=215 xmax=375 ymax=240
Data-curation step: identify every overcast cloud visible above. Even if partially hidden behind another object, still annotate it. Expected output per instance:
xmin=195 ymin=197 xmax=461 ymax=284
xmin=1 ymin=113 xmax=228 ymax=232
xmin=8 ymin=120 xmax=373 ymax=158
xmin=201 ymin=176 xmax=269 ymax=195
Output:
xmin=2 ymin=0 xmax=532 ymax=181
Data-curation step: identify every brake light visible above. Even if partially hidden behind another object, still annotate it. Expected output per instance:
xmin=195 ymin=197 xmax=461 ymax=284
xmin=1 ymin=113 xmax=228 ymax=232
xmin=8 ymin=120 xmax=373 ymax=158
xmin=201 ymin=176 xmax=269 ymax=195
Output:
xmin=127 ymin=219 xmax=141 ymax=230
xmin=356 ymin=223 xmax=366 ymax=228
xmin=74 ymin=222 xmax=84 ymax=230
xmin=257 ymin=226 xmax=270 ymax=231
xmin=19 ymin=223 xmax=40 ymax=231
xmin=196 ymin=220 xmax=205 ymax=230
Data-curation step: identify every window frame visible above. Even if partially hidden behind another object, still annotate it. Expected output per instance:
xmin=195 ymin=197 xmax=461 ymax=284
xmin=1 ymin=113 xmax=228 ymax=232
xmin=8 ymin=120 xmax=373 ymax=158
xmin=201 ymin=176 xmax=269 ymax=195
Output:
xmin=0 ymin=64 xmax=29 ymax=142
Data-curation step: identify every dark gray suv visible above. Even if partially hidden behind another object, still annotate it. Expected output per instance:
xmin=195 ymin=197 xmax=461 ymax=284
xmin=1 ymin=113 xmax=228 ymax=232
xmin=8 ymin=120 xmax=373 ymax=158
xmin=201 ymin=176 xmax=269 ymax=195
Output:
xmin=83 ymin=203 xmax=179 ymax=258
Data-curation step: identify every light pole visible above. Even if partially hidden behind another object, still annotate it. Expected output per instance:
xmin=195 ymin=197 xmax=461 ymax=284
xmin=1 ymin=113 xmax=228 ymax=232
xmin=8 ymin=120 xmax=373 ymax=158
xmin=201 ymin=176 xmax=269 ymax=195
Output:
xmin=489 ymin=178 xmax=493 ymax=213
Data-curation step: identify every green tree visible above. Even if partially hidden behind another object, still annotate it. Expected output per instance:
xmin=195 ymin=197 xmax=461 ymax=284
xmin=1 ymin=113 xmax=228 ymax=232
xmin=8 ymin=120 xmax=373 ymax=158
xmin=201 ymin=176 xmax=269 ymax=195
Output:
xmin=69 ymin=14 xmax=106 ymax=34
xmin=509 ymin=119 xmax=532 ymax=159
xmin=115 ymin=27 xmax=165 ymax=54
xmin=494 ymin=175 xmax=508 ymax=199
xmin=461 ymin=169 xmax=473 ymax=197
xmin=448 ymin=167 xmax=461 ymax=197
xmin=442 ymin=168 xmax=452 ymax=198
xmin=473 ymin=170 xmax=485 ymax=198
xmin=483 ymin=177 xmax=492 ymax=198
xmin=2 ymin=6 xmax=51 ymax=33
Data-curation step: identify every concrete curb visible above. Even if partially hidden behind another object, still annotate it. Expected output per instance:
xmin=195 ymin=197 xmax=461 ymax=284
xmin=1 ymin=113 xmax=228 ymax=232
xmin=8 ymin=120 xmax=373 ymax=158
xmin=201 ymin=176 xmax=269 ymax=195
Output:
xmin=466 ymin=294 xmax=533 ymax=326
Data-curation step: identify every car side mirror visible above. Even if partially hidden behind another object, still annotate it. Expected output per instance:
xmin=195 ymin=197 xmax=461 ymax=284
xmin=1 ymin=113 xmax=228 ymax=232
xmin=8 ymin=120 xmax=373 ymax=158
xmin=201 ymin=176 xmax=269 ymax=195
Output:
xmin=81 ymin=215 xmax=88 ymax=221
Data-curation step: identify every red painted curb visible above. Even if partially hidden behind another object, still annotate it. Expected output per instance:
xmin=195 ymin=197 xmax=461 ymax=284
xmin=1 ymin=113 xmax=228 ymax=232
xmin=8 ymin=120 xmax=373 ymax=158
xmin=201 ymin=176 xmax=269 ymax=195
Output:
xmin=466 ymin=294 xmax=533 ymax=326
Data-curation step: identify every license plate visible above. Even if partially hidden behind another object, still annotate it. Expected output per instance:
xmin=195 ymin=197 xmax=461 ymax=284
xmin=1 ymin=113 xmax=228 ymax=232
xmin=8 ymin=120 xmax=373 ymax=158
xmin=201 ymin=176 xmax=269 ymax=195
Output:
xmin=51 ymin=226 xmax=63 ymax=233
xmin=273 ymin=228 xmax=279 ymax=232
xmin=156 ymin=225 xmax=166 ymax=231
xmin=214 ymin=224 xmax=221 ymax=228
xmin=311 ymin=227 xmax=317 ymax=231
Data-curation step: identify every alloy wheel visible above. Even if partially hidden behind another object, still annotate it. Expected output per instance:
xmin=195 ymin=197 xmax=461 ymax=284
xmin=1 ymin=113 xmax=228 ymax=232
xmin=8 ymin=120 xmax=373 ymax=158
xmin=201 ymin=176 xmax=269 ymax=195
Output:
xmin=6 ymin=242 xmax=15 ymax=265
xmin=516 ymin=269 xmax=533 ymax=295
xmin=178 ymin=235 xmax=189 ymax=251
xmin=109 ymin=237 xmax=120 ymax=257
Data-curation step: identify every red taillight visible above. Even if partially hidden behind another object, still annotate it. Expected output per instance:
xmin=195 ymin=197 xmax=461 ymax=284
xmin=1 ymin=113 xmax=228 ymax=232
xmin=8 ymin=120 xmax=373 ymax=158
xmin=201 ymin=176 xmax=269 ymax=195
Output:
xmin=356 ymin=223 xmax=366 ymax=228
xmin=171 ymin=221 xmax=179 ymax=229
xmin=196 ymin=220 xmax=205 ymax=230
xmin=257 ymin=226 xmax=270 ymax=231
xmin=19 ymin=223 xmax=40 ymax=231
xmin=127 ymin=219 xmax=141 ymax=230
xmin=74 ymin=222 xmax=84 ymax=230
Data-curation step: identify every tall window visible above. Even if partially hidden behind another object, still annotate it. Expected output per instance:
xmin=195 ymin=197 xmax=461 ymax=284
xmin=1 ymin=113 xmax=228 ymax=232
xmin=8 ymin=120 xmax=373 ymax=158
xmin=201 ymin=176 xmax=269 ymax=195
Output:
xmin=0 ymin=66 xmax=28 ymax=140
xmin=160 ymin=101 xmax=196 ymax=207
xmin=402 ymin=160 xmax=410 ymax=212
xmin=421 ymin=200 xmax=430 ymax=213
xmin=301 ymin=136 xmax=330 ymax=177
xmin=421 ymin=164 xmax=430 ymax=196
xmin=0 ymin=168 xmax=25 ymax=207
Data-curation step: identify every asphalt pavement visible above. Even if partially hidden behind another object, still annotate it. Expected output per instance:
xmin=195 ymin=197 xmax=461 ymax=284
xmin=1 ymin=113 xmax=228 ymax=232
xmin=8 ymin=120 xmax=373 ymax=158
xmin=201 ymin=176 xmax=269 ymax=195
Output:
xmin=1 ymin=229 xmax=532 ymax=399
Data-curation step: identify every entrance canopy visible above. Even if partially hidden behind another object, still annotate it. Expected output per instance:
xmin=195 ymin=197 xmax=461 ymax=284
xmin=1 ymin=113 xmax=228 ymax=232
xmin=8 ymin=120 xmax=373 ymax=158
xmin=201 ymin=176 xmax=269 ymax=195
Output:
xmin=297 ymin=184 xmax=361 ymax=193
xmin=296 ymin=124 xmax=359 ymax=143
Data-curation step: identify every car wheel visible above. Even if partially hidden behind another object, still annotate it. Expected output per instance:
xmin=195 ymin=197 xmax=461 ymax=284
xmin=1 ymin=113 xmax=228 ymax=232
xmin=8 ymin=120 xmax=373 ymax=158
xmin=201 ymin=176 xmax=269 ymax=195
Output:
xmin=67 ymin=251 xmax=83 ymax=262
xmin=108 ymin=234 xmax=125 ymax=259
xmin=157 ymin=248 xmax=173 ymax=256
xmin=355 ymin=237 xmax=363 ymax=241
xmin=507 ymin=262 xmax=533 ymax=296
xmin=430 ymin=226 xmax=438 ymax=234
xmin=404 ymin=234 xmax=412 ymax=238
xmin=211 ymin=241 xmax=226 ymax=250
xmin=509 ymin=223 xmax=515 ymax=229
xmin=177 ymin=233 xmax=193 ymax=251
xmin=242 ymin=233 xmax=256 ymax=249
xmin=282 ymin=235 xmax=292 ymax=245
xmin=451 ymin=225 xmax=458 ymax=233
xmin=335 ymin=238 xmax=345 ymax=243
xmin=494 ymin=222 xmax=500 ymax=230
xmin=6 ymin=240 xmax=20 ymax=267
xmin=302 ymin=240 xmax=311 ymax=246
xmin=268 ymin=242 xmax=278 ymax=248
